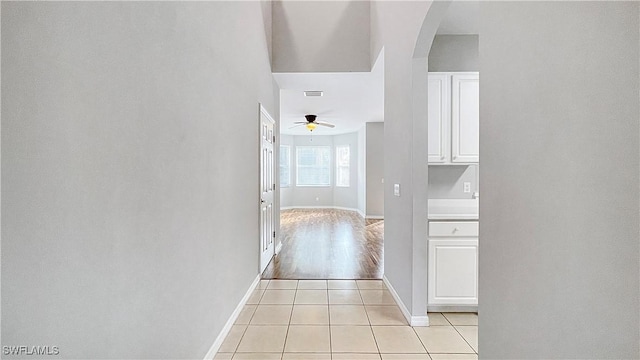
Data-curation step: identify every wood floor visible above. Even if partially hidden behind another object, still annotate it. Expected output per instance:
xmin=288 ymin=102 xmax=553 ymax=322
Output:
xmin=262 ymin=209 xmax=384 ymax=279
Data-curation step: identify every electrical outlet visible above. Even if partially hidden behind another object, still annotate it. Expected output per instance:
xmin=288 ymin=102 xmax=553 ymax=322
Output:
xmin=394 ymin=184 xmax=400 ymax=197
xmin=463 ymin=182 xmax=471 ymax=193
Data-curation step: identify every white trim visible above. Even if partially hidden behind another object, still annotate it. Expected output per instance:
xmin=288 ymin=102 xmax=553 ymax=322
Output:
xmin=279 ymin=144 xmax=291 ymax=188
xmin=365 ymin=215 xmax=384 ymax=220
xmin=428 ymin=305 xmax=478 ymax=313
xmin=335 ymin=144 xmax=351 ymax=187
xmin=383 ymin=275 xmax=430 ymax=327
xmin=204 ymin=275 xmax=260 ymax=360
xmin=410 ymin=315 xmax=430 ymax=327
xmin=275 ymin=241 xmax=283 ymax=254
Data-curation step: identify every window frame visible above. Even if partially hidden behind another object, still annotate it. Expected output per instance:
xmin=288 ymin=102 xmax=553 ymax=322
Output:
xmin=335 ymin=145 xmax=350 ymax=188
xmin=295 ymin=146 xmax=332 ymax=187
xmin=279 ymin=145 xmax=291 ymax=188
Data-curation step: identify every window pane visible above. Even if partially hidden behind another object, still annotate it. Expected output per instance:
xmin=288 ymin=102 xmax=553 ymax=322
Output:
xmin=280 ymin=146 xmax=290 ymax=187
xmin=296 ymin=146 xmax=331 ymax=186
xmin=336 ymin=146 xmax=350 ymax=187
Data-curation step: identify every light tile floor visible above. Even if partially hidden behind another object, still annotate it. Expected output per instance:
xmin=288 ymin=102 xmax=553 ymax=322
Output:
xmin=215 ymin=280 xmax=478 ymax=360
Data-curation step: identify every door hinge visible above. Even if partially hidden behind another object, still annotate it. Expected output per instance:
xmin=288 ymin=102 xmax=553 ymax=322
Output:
xmin=273 ymin=135 xmax=276 ymax=143
xmin=273 ymin=183 xmax=276 ymax=190
xmin=273 ymin=231 xmax=276 ymax=238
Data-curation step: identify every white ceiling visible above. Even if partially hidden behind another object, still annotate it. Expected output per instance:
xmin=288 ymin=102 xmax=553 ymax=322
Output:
xmin=274 ymin=70 xmax=384 ymax=136
xmin=437 ymin=1 xmax=479 ymax=35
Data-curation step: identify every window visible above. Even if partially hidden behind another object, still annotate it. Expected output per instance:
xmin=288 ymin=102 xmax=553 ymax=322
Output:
xmin=336 ymin=145 xmax=350 ymax=187
xmin=296 ymin=146 xmax=331 ymax=186
xmin=280 ymin=145 xmax=290 ymax=187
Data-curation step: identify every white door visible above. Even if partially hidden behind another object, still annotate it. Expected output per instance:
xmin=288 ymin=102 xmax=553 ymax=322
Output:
xmin=428 ymin=238 xmax=479 ymax=305
xmin=451 ymin=73 xmax=479 ymax=163
xmin=428 ymin=73 xmax=450 ymax=163
xmin=259 ymin=105 xmax=276 ymax=273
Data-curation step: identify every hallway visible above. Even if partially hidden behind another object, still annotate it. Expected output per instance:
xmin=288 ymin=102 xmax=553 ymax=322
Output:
xmin=215 ymin=279 xmax=477 ymax=359
xmin=262 ymin=209 xmax=383 ymax=279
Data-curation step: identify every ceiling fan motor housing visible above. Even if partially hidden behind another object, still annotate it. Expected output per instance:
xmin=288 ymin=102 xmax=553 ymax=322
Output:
xmin=305 ymin=114 xmax=317 ymax=123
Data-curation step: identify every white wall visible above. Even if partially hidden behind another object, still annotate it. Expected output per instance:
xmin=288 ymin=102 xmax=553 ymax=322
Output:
xmin=1 ymin=2 xmax=276 ymax=358
xmin=280 ymin=132 xmax=360 ymax=211
xmin=479 ymin=2 xmax=639 ymax=358
xmin=272 ymin=0 xmax=370 ymax=72
xmin=428 ymin=165 xmax=477 ymax=199
xmin=428 ymin=35 xmax=478 ymax=72
xmin=370 ymin=0 xmax=432 ymax=318
xmin=365 ymin=122 xmax=385 ymax=217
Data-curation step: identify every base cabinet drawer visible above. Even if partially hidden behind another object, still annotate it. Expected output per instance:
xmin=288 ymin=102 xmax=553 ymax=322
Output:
xmin=428 ymin=238 xmax=478 ymax=305
xmin=429 ymin=221 xmax=478 ymax=237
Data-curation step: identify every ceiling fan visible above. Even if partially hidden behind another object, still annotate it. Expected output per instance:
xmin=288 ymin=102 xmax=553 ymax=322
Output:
xmin=291 ymin=115 xmax=336 ymax=131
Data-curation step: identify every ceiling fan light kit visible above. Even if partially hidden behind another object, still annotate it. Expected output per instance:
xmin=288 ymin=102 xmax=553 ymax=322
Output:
xmin=289 ymin=114 xmax=336 ymax=132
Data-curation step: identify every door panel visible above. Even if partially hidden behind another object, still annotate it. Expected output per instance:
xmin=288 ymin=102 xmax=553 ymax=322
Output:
xmin=260 ymin=105 xmax=276 ymax=273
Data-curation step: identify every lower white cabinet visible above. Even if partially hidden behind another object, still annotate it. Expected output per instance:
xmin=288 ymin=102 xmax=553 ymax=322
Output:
xmin=428 ymin=221 xmax=479 ymax=306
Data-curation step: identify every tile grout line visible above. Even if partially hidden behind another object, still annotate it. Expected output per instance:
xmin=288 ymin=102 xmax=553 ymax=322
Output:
xmin=443 ymin=313 xmax=478 ymax=355
xmin=228 ymin=282 xmax=270 ymax=357
xmin=412 ymin=326 xmax=430 ymax=356
xmin=327 ymin=280 xmax=333 ymax=360
xmin=357 ymin=284 xmax=382 ymax=358
xmin=280 ymin=280 xmax=299 ymax=359
xmin=451 ymin=324 xmax=478 ymax=355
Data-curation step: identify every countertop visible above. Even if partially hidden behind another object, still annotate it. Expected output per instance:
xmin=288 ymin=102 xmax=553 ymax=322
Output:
xmin=428 ymin=199 xmax=479 ymax=220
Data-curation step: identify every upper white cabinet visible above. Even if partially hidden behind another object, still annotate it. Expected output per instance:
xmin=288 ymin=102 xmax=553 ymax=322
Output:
xmin=428 ymin=72 xmax=479 ymax=164
xmin=451 ymin=74 xmax=479 ymax=163
xmin=428 ymin=74 xmax=450 ymax=163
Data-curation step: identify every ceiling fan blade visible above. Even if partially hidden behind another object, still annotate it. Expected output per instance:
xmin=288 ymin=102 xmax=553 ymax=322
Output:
xmin=316 ymin=122 xmax=335 ymax=128
xmin=293 ymin=121 xmax=307 ymax=124
xmin=288 ymin=124 xmax=305 ymax=129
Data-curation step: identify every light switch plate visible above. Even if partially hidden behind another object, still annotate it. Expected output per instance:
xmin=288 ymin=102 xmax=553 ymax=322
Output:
xmin=463 ymin=182 xmax=471 ymax=193
xmin=394 ymin=184 xmax=400 ymax=197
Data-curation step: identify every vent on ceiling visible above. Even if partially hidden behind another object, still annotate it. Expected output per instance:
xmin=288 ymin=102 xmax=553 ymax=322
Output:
xmin=304 ymin=90 xmax=323 ymax=97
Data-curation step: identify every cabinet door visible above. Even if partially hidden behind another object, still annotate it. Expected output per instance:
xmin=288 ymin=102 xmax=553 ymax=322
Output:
xmin=451 ymin=74 xmax=479 ymax=163
xmin=428 ymin=238 xmax=478 ymax=305
xmin=428 ymin=74 xmax=450 ymax=163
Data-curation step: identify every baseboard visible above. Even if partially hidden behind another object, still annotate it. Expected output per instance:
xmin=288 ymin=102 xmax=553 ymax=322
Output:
xmin=365 ymin=215 xmax=384 ymax=220
xmin=281 ymin=206 xmax=363 ymax=214
xmin=428 ymin=305 xmax=478 ymax=313
xmin=382 ymin=276 xmax=430 ymax=327
xmin=204 ymin=275 xmax=260 ymax=360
